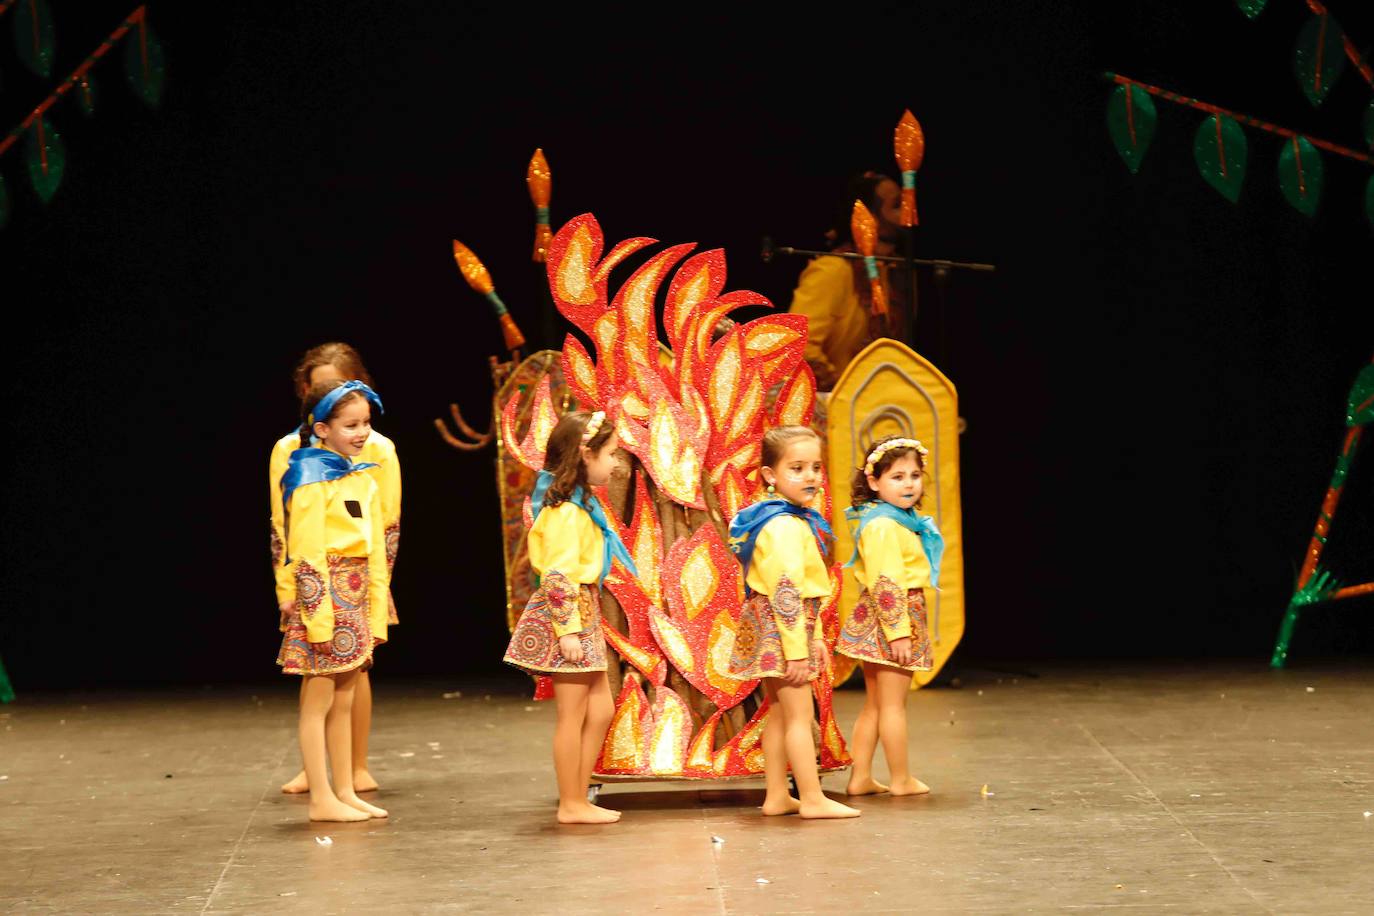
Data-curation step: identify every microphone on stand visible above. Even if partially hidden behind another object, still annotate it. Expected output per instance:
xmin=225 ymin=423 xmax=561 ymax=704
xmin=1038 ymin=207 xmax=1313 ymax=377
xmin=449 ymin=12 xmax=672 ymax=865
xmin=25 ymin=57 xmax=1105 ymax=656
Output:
xmin=760 ymin=236 xmax=775 ymax=264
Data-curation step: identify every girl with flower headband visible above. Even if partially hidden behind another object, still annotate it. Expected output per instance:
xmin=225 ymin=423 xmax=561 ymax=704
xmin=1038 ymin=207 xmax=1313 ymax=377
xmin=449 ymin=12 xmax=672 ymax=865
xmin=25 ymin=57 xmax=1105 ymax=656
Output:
xmin=726 ymin=425 xmax=861 ymax=819
xmin=837 ymin=434 xmax=945 ymax=798
xmin=275 ymin=378 xmax=391 ymax=822
xmin=270 ymin=343 xmax=401 ymax=798
xmin=503 ymin=409 xmax=634 ymax=825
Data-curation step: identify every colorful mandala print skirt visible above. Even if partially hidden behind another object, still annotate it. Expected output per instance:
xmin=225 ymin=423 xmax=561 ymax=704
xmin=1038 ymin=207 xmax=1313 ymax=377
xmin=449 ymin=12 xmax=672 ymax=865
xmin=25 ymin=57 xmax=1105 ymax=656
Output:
xmin=503 ymin=583 xmax=607 ymax=675
xmin=278 ymin=556 xmax=378 ymax=676
xmin=727 ymin=592 xmax=824 ymax=681
xmin=836 ymin=586 xmax=932 ymax=671
xmin=385 ymin=523 xmax=400 ymax=625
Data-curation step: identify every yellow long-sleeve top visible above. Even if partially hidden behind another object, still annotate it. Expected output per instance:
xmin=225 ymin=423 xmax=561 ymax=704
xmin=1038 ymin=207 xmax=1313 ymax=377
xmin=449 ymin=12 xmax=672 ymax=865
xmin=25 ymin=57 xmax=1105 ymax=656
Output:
xmin=787 ymin=255 xmax=891 ymax=390
xmin=528 ymin=501 xmax=605 ymax=638
xmin=282 ymin=464 xmax=390 ymax=645
xmin=850 ymin=516 xmax=932 ymax=642
xmin=746 ymin=515 xmax=830 ymax=661
xmin=270 ymin=430 xmax=400 ymax=605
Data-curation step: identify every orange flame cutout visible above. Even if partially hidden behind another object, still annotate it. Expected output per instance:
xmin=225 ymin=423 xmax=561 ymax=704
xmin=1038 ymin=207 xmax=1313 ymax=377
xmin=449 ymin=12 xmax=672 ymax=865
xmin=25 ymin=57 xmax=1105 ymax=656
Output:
xmin=894 ymin=110 xmax=925 ymax=227
xmin=499 ymin=374 xmax=558 ymax=471
xmin=527 ymin=148 xmax=552 ymax=262
xmin=850 ymin=201 xmax=888 ymax=317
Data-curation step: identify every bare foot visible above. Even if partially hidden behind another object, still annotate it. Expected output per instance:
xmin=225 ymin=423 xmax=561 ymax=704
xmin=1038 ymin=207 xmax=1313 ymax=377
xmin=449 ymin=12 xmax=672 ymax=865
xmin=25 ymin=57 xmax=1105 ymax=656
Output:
xmin=281 ymin=770 xmax=310 ymax=794
xmin=339 ymin=793 xmax=389 ymax=818
xmin=308 ymin=798 xmax=371 ymax=822
xmin=557 ymin=802 xmax=620 ymax=824
xmin=845 ymin=776 xmax=890 ymax=796
xmin=590 ymin=803 xmax=622 ymax=820
xmin=761 ymin=795 xmax=802 ymax=816
xmin=799 ymin=796 xmax=862 ymax=819
xmin=889 ymin=777 xmax=931 ymax=796
xmin=353 ymin=770 xmax=380 ymax=793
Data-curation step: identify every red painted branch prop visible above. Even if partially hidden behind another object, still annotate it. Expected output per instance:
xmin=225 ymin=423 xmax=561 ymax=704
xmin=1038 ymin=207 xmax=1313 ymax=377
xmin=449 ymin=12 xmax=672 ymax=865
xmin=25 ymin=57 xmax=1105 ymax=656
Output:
xmin=0 ymin=5 xmax=146 ymax=159
xmin=1105 ymin=72 xmax=1374 ymax=167
xmin=1305 ymin=1 xmax=1374 ymax=88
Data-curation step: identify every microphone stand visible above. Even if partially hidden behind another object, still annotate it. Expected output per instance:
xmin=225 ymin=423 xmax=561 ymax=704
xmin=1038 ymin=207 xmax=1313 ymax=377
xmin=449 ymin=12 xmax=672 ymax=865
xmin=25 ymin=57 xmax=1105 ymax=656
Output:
xmin=761 ymin=237 xmax=995 ymax=361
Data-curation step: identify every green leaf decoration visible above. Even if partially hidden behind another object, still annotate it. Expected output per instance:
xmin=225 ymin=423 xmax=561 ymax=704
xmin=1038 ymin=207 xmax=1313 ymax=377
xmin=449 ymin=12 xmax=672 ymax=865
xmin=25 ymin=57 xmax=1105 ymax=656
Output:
xmin=1363 ymin=99 xmax=1374 ymax=151
xmin=1106 ymin=84 xmax=1156 ymax=175
xmin=1349 ymin=362 xmax=1374 ymax=428
xmin=0 ymin=175 xmax=9 ymax=230
xmin=1193 ymin=115 xmax=1248 ymax=203
xmin=78 ymin=75 xmax=98 ymax=118
xmin=1235 ymin=0 xmax=1267 ymax=20
xmin=124 ymin=20 xmax=166 ymax=109
xmin=1277 ymin=136 xmax=1322 ymax=217
xmin=1293 ymin=14 xmax=1347 ymax=108
xmin=12 ymin=0 xmax=56 ymax=79
xmin=25 ymin=117 xmax=65 ymax=204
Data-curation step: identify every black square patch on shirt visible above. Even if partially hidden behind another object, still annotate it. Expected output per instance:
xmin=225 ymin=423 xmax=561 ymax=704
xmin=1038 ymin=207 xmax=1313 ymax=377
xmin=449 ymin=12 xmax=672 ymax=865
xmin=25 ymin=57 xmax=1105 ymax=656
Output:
xmin=344 ymin=499 xmax=363 ymax=519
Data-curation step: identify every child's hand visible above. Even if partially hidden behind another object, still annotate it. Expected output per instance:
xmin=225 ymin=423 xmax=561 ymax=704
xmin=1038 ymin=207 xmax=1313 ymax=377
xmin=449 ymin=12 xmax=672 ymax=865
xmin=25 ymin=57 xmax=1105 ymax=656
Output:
xmin=279 ymin=599 xmax=294 ymax=628
xmin=813 ymin=638 xmax=832 ymax=671
xmin=783 ymin=659 xmax=810 ymax=687
xmin=559 ymin=634 xmax=584 ymax=664
xmin=889 ymin=637 xmax=914 ymax=667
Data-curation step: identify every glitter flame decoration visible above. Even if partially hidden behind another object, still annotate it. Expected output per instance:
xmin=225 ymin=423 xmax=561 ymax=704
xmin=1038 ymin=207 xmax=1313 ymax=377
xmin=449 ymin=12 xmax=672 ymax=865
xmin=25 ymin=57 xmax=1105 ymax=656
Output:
xmin=894 ymin=109 xmax=925 ymax=227
xmin=527 ymin=149 xmax=552 ymax=262
xmin=851 ymin=201 xmax=888 ymax=317
xmin=452 ymin=240 xmax=526 ymax=351
xmin=497 ymin=212 xmax=849 ymax=778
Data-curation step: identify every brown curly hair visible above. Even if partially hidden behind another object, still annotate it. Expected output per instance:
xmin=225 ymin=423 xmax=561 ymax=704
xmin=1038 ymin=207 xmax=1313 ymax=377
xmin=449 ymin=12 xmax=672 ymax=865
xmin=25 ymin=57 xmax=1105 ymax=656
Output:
xmin=541 ymin=410 xmax=616 ymax=507
xmin=850 ymin=434 xmax=925 ymax=508
xmin=293 ymin=342 xmax=374 ymax=400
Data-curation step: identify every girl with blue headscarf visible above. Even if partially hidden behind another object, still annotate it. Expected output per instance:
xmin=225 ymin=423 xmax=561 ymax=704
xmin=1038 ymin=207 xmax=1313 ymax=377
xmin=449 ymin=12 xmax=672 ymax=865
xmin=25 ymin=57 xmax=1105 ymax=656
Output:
xmin=275 ymin=378 xmax=391 ymax=823
xmin=271 ymin=344 xmax=401 ymax=799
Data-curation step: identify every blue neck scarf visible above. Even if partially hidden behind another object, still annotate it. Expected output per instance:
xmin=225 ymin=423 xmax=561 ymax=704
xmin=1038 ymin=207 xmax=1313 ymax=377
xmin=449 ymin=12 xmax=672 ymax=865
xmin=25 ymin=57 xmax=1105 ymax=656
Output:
xmin=843 ymin=500 xmax=945 ymax=588
xmin=728 ymin=497 xmax=833 ymax=580
xmin=530 ymin=470 xmax=637 ymax=583
xmin=279 ymin=448 xmax=378 ymax=561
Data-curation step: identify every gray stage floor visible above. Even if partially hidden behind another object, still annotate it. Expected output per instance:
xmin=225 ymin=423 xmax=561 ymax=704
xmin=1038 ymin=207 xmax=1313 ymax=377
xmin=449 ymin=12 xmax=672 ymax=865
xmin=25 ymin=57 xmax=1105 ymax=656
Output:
xmin=2 ymin=663 xmax=1373 ymax=914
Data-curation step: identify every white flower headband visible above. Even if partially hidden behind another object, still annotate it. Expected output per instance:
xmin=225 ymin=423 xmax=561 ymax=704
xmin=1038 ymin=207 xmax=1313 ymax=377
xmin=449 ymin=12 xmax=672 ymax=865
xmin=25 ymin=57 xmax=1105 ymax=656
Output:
xmin=863 ymin=437 xmax=928 ymax=476
xmin=581 ymin=410 xmax=607 ymax=444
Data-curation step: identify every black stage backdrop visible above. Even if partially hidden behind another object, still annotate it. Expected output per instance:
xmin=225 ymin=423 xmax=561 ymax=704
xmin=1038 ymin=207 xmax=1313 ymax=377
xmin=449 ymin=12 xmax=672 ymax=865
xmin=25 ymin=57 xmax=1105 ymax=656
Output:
xmin=2 ymin=2 xmax=1371 ymax=689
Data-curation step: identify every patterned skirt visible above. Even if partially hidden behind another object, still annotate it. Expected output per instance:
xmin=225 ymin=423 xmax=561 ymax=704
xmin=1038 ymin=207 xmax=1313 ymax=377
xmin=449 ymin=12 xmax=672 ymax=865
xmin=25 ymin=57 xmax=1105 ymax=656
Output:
xmin=277 ymin=556 xmax=379 ymax=677
xmin=503 ymin=583 xmax=607 ymax=675
xmin=836 ymin=586 xmax=932 ymax=671
xmin=727 ymin=592 xmax=824 ymax=681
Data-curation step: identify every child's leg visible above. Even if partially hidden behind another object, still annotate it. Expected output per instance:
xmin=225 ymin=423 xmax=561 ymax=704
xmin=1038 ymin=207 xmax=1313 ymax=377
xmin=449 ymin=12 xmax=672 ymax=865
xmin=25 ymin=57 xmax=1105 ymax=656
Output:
xmin=845 ymin=663 xmax=889 ymax=796
xmin=351 ymin=669 xmax=379 ymax=792
xmin=578 ymin=671 xmax=620 ymax=817
xmin=875 ymin=665 xmax=929 ymax=796
xmin=759 ymin=681 xmax=800 ymax=815
xmin=552 ymin=672 xmax=616 ymax=824
xmin=774 ymin=682 xmax=860 ymax=819
xmin=282 ymin=679 xmax=311 ymax=794
xmin=328 ymin=670 xmax=388 ymax=818
xmin=300 ymin=675 xmax=367 ymax=822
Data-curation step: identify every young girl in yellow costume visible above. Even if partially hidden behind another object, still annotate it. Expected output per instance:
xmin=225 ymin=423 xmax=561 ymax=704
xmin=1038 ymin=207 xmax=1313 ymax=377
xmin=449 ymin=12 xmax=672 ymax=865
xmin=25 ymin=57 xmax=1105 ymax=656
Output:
xmin=727 ymin=426 xmax=861 ymax=819
xmin=270 ymin=343 xmax=401 ymax=796
xmin=837 ymin=435 xmax=944 ymax=798
xmin=276 ymin=379 xmax=391 ymax=822
xmin=503 ymin=410 xmax=634 ymax=825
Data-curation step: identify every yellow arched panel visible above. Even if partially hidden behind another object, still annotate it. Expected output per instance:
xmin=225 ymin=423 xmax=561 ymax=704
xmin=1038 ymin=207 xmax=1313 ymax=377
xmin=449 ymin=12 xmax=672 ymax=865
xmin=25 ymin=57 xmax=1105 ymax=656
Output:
xmin=825 ymin=339 xmax=964 ymax=687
